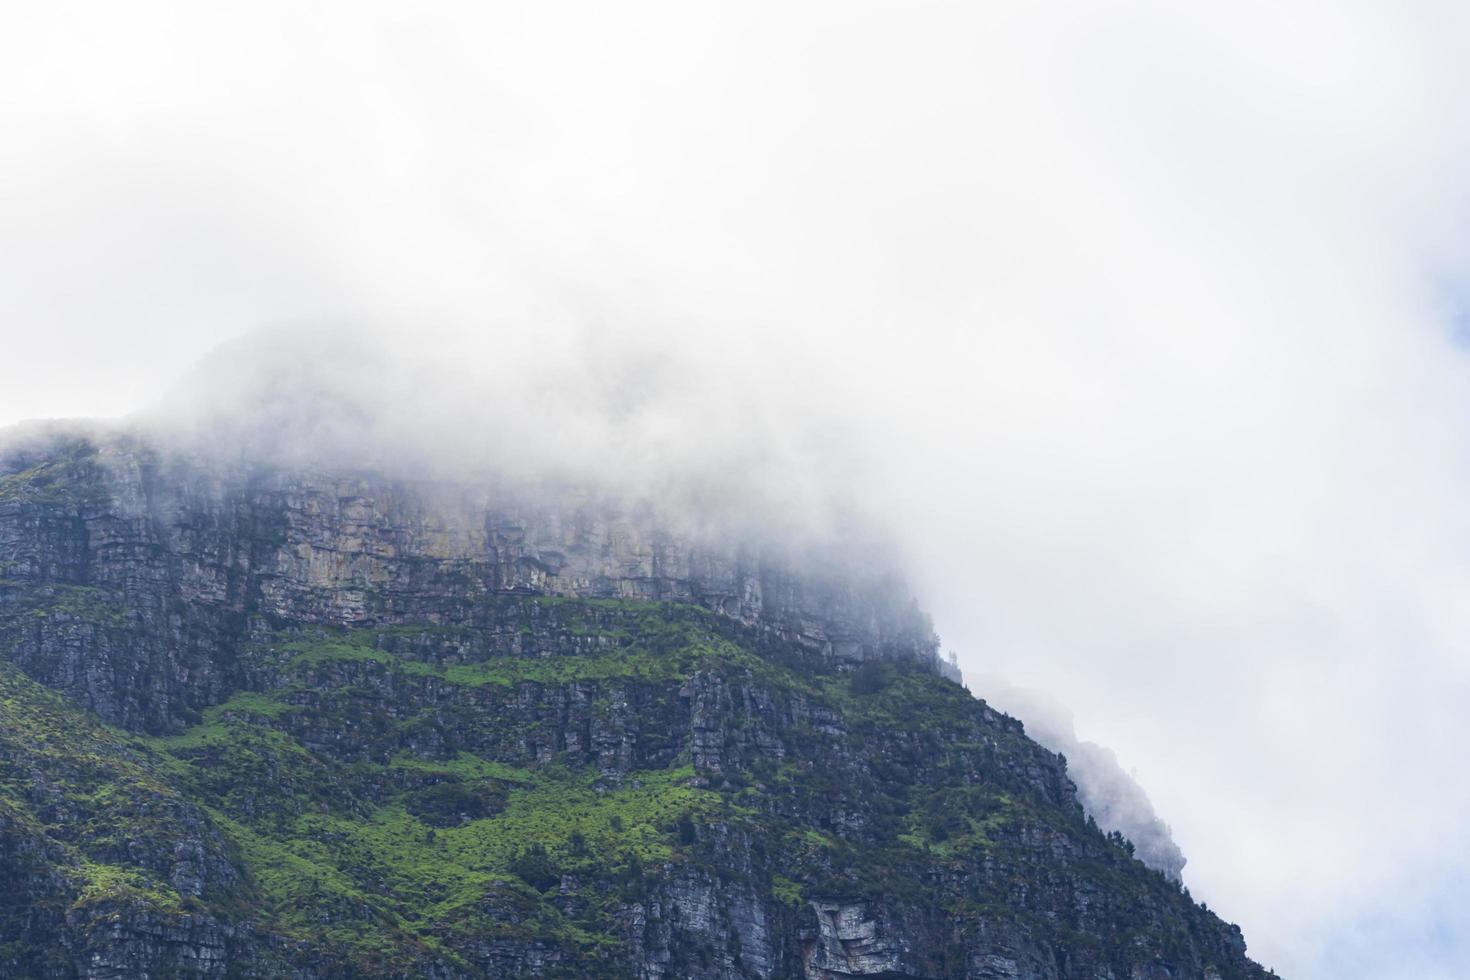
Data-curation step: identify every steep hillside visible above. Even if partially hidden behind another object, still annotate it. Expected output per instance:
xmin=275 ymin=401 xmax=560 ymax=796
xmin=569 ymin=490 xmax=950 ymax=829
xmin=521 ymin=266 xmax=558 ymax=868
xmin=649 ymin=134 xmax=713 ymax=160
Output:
xmin=0 ymin=431 xmax=1271 ymax=978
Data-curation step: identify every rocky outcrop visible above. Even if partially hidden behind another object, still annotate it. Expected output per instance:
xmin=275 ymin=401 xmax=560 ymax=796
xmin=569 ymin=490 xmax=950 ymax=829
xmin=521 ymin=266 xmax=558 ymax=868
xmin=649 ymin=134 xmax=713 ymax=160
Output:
xmin=803 ymin=899 xmax=926 ymax=978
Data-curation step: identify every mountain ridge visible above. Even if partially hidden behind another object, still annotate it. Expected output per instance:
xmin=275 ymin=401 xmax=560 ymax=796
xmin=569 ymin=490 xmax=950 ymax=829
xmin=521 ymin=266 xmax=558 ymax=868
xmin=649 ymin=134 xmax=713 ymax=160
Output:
xmin=0 ymin=426 xmax=1273 ymax=978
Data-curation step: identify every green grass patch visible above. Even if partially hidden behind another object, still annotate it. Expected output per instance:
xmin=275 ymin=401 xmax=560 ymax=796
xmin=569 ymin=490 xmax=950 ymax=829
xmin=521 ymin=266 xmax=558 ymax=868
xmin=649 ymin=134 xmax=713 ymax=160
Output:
xmin=73 ymin=862 xmax=184 ymax=912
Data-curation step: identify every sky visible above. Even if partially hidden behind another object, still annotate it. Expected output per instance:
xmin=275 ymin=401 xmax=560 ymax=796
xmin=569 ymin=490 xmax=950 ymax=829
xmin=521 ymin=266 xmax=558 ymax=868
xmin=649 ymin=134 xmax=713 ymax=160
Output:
xmin=4 ymin=2 xmax=1470 ymax=975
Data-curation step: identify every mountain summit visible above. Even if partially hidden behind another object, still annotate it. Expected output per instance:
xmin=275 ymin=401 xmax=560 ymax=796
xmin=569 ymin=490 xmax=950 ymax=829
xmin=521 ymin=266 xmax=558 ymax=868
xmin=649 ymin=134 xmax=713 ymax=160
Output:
xmin=0 ymin=424 xmax=1270 ymax=978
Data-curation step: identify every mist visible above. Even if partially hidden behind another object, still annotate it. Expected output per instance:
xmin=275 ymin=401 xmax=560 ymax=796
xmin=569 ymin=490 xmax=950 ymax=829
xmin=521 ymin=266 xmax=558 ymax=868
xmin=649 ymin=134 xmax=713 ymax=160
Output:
xmin=973 ymin=674 xmax=1187 ymax=881
xmin=6 ymin=1 xmax=1470 ymax=975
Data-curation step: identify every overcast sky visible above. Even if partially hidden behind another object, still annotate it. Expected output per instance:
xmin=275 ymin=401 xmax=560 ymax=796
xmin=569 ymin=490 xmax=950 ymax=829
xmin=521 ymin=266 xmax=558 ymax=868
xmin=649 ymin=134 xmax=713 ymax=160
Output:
xmin=5 ymin=2 xmax=1470 ymax=975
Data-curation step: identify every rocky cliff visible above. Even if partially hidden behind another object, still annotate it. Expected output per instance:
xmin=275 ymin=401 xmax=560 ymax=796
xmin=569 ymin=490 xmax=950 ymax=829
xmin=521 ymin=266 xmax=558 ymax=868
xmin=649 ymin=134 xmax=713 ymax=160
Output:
xmin=0 ymin=428 xmax=1273 ymax=979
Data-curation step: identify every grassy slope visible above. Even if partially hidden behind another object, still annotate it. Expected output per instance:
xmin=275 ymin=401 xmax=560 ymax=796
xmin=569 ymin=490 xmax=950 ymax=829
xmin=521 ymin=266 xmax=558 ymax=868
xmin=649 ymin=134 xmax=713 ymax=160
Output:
xmin=0 ymin=598 xmax=1219 ymax=976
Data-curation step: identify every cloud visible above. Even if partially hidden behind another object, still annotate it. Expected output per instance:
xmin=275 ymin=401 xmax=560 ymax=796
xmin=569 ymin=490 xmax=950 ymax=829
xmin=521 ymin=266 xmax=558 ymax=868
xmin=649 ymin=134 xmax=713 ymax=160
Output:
xmin=5 ymin=1 xmax=1470 ymax=975
xmin=137 ymin=321 xmax=880 ymax=552
xmin=972 ymin=674 xmax=1187 ymax=881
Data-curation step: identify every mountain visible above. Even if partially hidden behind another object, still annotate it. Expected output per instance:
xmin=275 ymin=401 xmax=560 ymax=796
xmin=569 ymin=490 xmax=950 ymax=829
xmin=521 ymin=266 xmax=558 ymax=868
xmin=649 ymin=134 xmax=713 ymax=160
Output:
xmin=0 ymin=426 xmax=1272 ymax=978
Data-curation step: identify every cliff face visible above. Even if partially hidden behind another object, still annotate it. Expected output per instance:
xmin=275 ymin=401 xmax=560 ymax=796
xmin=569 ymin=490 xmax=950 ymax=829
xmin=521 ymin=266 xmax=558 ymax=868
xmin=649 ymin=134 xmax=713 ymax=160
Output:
xmin=0 ymin=431 xmax=1272 ymax=979
xmin=0 ymin=433 xmax=937 ymax=736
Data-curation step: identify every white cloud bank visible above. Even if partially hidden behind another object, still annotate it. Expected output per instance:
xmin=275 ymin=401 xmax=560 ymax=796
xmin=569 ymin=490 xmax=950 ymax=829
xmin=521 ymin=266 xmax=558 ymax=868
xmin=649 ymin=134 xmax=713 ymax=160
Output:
xmin=5 ymin=1 xmax=1470 ymax=975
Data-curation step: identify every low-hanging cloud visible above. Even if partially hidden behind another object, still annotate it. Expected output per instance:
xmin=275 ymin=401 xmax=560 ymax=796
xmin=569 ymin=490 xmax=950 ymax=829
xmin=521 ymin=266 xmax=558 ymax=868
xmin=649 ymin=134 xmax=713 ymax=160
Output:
xmin=5 ymin=2 xmax=1470 ymax=976
xmin=137 ymin=320 xmax=885 ymax=560
xmin=972 ymin=674 xmax=1187 ymax=881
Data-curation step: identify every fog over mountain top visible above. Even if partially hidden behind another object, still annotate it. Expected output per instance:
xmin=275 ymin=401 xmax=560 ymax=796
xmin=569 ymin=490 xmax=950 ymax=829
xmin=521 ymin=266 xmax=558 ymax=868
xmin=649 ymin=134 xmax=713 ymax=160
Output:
xmin=19 ymin=322 xmax=1190 ymax=881
xmin=143 ymin=324 xmax=863 ymax=530
xmin=130 ymin=325 xmax=909 ymax=594
xmin=7 ymin=1 xmax=1470 ymax=975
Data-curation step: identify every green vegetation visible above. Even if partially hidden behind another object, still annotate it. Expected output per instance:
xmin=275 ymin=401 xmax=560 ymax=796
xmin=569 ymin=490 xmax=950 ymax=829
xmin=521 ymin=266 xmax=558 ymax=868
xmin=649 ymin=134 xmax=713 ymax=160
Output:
xmin=0 ymin=581 xmax=131 ymax=626
xmin=265 ymin=599 xmax=783 ymax=691
xmin=0 ymin=441 xmax=107 ymax=507
xmin=0 ymin=601 xmax=777 ymax=970
xmin=0 ymin=596 xmax=1233 ymax=977
xmin=770 ymin=875 xmax=803 ymax=905
xmin=74 ymin=861 xmax=186 ymax=912
xmin=155 ymin=747 xmax=724 ymax=965
xmin=0 ymin=663 xmax=210 ymax=916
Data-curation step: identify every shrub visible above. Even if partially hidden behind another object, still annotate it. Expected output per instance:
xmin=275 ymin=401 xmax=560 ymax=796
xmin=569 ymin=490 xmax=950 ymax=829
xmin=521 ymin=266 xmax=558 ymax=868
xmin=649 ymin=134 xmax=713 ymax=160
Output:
xmin=510 ymin=843 xmax=560 ymax=892
xmin=849 ymin=660 xmax=888 ymax=696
